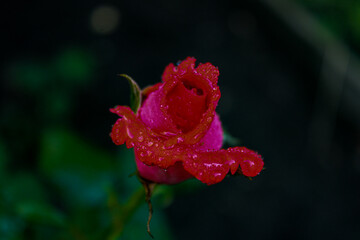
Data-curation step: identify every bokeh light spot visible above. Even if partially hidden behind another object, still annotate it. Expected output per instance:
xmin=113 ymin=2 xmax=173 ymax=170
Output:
xmin=90 ymin=6 xmax=120 ymax=35
xmin=54 ymin=48 xmax=95 ymax=85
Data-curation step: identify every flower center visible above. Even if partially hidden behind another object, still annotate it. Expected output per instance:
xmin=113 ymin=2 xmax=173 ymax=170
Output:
xmin=166 ymin=80 xmax=207 ymax=132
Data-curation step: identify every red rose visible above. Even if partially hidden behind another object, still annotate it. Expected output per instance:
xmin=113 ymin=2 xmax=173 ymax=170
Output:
xmin=110 ymin=57 xmax=263 ymax=185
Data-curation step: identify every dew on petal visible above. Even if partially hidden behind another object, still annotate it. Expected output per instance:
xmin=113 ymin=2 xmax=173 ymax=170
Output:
xmin=225 ymin=159 xmax=236 ymax=165
xmin=161 ymin=131 xmax=177 ymax=137
xmin=203 ymin=163 xmax=223 ymax=168
xmin=244 ymin=159 xmax=255 ymax=167
xmin=194 ymin=134 xmax=202 ymax=139
xmin=163 ymin=142 xmax=175 ymax=149
xmin=126 ymin=128 xmax=134 ymax=139
xmin=110 ymin=60 xmax=264 ymax=185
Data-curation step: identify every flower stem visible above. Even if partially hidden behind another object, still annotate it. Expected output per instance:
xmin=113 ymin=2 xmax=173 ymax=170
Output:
xmin=107 ymin=178 xmax=157 ymax=240
xmin=141 ymin=179 xmax=156 ymax=238
xmin=107 ymin=186 xmax=145 ymax=240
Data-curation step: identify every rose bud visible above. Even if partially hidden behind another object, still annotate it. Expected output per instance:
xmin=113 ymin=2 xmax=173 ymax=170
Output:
xmin=110 ymin=57 xmax=263 ymax=185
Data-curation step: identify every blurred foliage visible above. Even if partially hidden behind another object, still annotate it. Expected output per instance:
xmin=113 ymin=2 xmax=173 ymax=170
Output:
xmin=0 ymin=45 xmax=204 ymax=239
xmin=296 ymin=0 xmax=360 ymax=52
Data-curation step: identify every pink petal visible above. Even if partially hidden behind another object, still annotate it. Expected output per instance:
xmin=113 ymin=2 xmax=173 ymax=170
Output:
xmin=110 ymin=106 xmax=264 ymax=185
xmin=182 ymin=147 xmax=263 ymax=185
xmin=135 ymin=158 xmax=192 ymax=184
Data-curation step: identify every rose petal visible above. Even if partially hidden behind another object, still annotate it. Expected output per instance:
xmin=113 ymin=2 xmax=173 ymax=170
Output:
xmin=161 ymin=81 xmax=220 ymax=147
xmin=142 ymin=57 xmax=222 ymax=146
xmin=111 ymin=106 xmax=179 ymax=168
xmin=195 ymin=113 xmax=223 ymax=151
xmin=182 ymin=147 xmax=263 ymax=185
xmin=110 ymin=118 xmax=126 ymax=145
xmin=196 ymin=62 xmax=220 ymax=85
xmin=139 ymin=87 xmax=180 ymax=135
xmin=142 ymin=82 xmax=162 ymax=99
xmin=135 ymin=158 xmax=193 ymax=184
xmin=166 ymin=79 xmax=207 ymax=132
xmin=110 ymin=106 xmax=264 ymax=185
xmin=162 ymin=57 xmax=196 ymax=83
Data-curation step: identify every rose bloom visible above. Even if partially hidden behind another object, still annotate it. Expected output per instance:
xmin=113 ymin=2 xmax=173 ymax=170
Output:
xmin=110 ymin=57 xmax=263 ymax=185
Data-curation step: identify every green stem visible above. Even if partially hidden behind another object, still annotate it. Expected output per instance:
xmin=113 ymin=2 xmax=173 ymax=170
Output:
xmin=107 ymin=186 xmax=145 ymax=240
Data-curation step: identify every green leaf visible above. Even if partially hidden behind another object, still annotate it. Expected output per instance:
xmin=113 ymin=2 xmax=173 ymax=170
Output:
xmin=0 ymin=214 xmax=25 ymax=240
xmin=0 ymin=138 xmax=8 ymax=178
xmin=3 ymin=173 xmax=47 ymax=206
xmin=38 ymin=128 xmax=115 ymax=207
xmin=15 ymin=202 xmax=65 ymax=226
xmin=53 ymin=48 xmax=95 ymax=85
xmin=118 ymin=74 xmax=142 ymax=113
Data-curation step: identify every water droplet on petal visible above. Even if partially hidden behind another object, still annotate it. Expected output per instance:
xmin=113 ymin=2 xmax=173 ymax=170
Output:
xmin=147 ymin=141 xmax=154 ymax=147
xmin=147 ymin=150 xmax=153 ymax=156
xmin=163 ymin=140 xmax=175 ymax=149
xmin=244 ymin=159 xmax=255 ymax=167
xmin=161 ymin=131 xmax=176 ymax=137
xmin=194 ymin=134 xmax=202 ymax=139
xmin=126 ymin=128 xmax=134 ymax=139
xmin=177 ymin=137 xmax=184 ymax=143
xmin=226 ymin=159 xmax=236 ymax=165
xmin=137 ymin=136 xmax=144 ymax=142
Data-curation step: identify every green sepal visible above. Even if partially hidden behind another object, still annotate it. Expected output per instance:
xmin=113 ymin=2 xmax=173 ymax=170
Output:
xmin=118 ymin=74 xmax=142 ymax=113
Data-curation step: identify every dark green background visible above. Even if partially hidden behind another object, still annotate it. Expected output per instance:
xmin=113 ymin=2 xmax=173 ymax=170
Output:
xmin=1 ymin=0 xmax=360 ymax=239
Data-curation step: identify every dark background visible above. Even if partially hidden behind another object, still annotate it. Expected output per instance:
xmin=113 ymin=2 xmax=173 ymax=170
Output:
xmin=1 ymin=0 xmax=360 ymax=239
